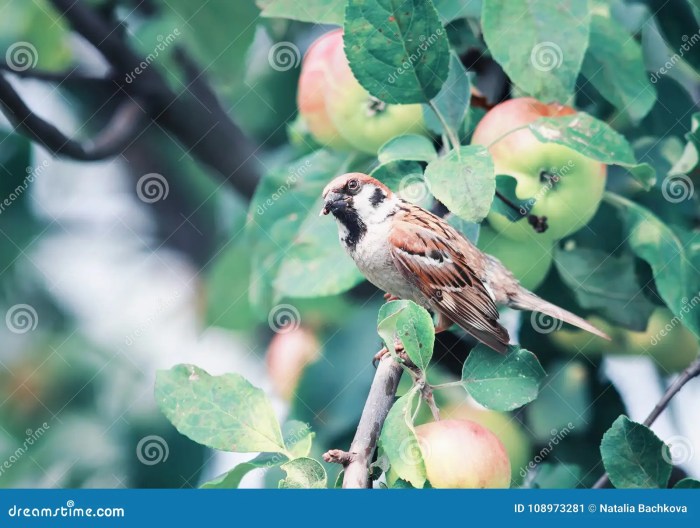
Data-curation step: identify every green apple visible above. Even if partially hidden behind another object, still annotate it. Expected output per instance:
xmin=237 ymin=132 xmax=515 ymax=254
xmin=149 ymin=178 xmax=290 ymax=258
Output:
xmin=471 ymin=98 xmax=607 ymax=242
xmin=414 ymin=419 xmax=511 ymax=488
xmin=441 ymin=402 xmax=531 ymax=485
xmin=477 ymin=223 xmax=553 ymax=290
xmin=265 ymin=326 xmax=320 ymax=400
xmin=550 ymin=315 xmax=621 ymax=355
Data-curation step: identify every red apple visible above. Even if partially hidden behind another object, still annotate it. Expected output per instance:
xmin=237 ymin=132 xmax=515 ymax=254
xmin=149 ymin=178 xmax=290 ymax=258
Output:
xmin=414 ymin=419 xmax=511 ymax=488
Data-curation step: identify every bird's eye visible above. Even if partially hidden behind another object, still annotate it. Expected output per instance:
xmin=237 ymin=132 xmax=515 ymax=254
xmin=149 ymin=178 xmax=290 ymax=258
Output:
xmin=346 ymin=179 xmax=360 ymax=194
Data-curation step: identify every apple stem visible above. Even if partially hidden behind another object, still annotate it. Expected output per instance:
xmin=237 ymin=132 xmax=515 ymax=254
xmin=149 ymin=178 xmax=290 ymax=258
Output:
xmin=591 ymin=356 xmax=700 ymax=489
xmin=429 ymin=100 xmax=461 ymax=153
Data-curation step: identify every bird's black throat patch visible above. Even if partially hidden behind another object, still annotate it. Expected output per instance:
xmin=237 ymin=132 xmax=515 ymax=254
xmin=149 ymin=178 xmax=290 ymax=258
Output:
xmin=369 ymin=187 xmax=385 ymax=207
xmin=333 ymin=207 xmax=367 ymax=249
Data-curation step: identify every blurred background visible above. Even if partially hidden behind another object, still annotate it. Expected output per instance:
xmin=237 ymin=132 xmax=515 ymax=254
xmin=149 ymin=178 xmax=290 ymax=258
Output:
xmin=0 ymin=0 xmax=699 ymax=489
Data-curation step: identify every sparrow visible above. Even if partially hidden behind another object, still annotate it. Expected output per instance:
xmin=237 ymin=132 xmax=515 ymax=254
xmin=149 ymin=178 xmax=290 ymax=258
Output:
xmin=320 ymin=172 xmax=610 ymax=354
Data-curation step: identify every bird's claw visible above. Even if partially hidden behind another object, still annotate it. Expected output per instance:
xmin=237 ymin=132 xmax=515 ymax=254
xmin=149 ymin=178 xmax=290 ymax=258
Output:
xmin=383 ymin=292 xmax=399 ymax=301
xmin=372 ymin=339 xmax=405 ymax=368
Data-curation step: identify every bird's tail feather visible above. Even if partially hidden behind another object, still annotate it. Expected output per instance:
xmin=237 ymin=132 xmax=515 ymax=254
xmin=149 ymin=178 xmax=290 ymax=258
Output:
xmin=509 ymin=290 xmax=611 ymax=340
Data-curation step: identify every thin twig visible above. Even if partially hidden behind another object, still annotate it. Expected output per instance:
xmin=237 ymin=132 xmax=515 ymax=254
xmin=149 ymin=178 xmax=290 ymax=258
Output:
xmin=592 ymin=356 xmax=700 ymax=489
xmin=323 ymin=355 xmax=403 ymax=488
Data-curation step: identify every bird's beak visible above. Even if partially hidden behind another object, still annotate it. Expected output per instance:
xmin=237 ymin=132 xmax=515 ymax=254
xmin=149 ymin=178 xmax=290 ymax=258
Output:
xmin=320 ymin=192 xmax=347 ymax=216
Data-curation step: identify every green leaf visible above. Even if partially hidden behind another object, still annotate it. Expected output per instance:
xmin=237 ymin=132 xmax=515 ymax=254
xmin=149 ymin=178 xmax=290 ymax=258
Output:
xmin=344 ymin=0 xmax=450 ymax=104
xmin=605 ymin=192 xmax=700 ymax=339
xmin=200 ymin=452 xmax=285 ymax=489
xmin=527 ymin=361 xmax=590 ymax=442
xmin=283 ymin=420 xmax=315 ymax=458
xmin=581 ymin=15 xmax=655 ymax=121
xmin=461 ymin=345 xmax=546 ymax=411
xmin=378 ymin=135 xmax=438 ymax=164
xmin=424 ymin=52 xmax=471 ymax=138
xmin=600 ymin=415 xmax=672 ymax=489
xmin=370 ymin=161 xmax=431 ymax=207
xmin=279 ymin=457 xmax=327 ymax=488
xmin=378 ymin=389 xmax=427 ymax=487
xmin=424 ymin=145 xmax=495 ymax=222
xmin=529 ymin=113 xmax=656 ymax=189
xmin=669 ymin=113 xmax=699 ymax=177
xmin=377 ymin=300 xmax=434 ymax=371
xmin=445 ymin=214 xmax=480 ymax=244
xmin=257 ymin=0 xmax=344 ymax=24
xmin=155 ymin=365 xmax=286 ymax=453
xmin=492 ymin=175 xmax=532 ymax=222
xmin=674 ymin=478 xmax=700 ymax=489
xmin=554 ymin=245 xmax=656 ymax=330
xmin=481 ymin=0 xmax=590 ymax=102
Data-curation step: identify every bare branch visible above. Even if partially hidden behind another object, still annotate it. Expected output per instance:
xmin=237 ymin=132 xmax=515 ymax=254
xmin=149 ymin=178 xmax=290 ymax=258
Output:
xmin=592 ymin=356 xmax=700 ymax=489
xmin=0 ymin=74 xmax=145 ymax=160
xmin=335 ymin=355 xmax=403 ymax=489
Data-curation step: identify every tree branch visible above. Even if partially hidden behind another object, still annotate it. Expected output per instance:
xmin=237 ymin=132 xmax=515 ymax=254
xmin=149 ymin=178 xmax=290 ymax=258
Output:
xmin=0 ymin=74 xmax=145 ymax=160
xmin=592 ymin=356 xmax=700 ymax=489
xmin=323 ymin=355 xmax=403 ymax=488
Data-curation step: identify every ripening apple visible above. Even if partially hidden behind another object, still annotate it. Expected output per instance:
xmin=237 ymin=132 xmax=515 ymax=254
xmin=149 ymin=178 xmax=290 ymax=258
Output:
xmin=414 ymin=419 xmax=511 ymax=488
xmin=297 ymin=29 xmax=427 ymax=154
xmin=441 ymin=402 xmax=531 ymax=485
xmin=477 ymin=223 xmax=553 ymax=290
xmin=265 ymin=326 xmax=321 ymax=400
xmin=472 ymin=98 xmax=607 ymax=242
